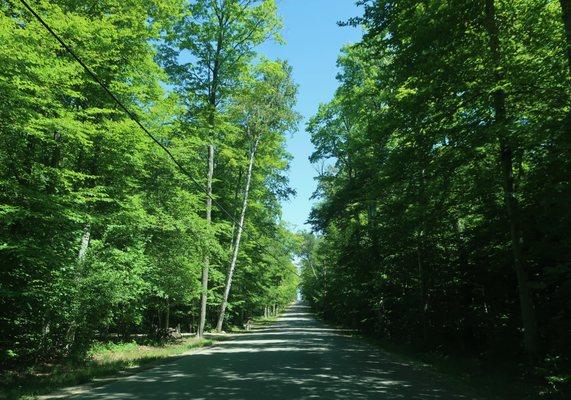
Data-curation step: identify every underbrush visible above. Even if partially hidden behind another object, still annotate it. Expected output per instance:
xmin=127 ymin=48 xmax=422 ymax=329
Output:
xmin=310 ymin=309 xmax=569 ymax=400
xmin=0 ymin=337 xmax=213 ymax=400
xmin=366 ymin=338 xmax=570 ymax=399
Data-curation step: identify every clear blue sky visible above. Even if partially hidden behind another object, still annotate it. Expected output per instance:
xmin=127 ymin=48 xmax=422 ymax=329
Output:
xmin=259 ymin=0 xmax=363 ymax=232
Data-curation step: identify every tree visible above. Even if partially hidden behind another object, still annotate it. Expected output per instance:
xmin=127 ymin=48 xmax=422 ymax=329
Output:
xmin=0 ymin=0 xmax=190 ymax=362
xmin=560 ymin=0 xmax=571 ymax=74
xmin=303 ymin=0 xmax=571 ymax=390
xmin=160 ymin=0 xmax=282 ymax=338
xmin=1 ymin=0 xmax=300 ymax=370
xmin=216 ymin=60 xmax=299 ymax=331
xmin=484 ymin=0 xmax=538 ymax=360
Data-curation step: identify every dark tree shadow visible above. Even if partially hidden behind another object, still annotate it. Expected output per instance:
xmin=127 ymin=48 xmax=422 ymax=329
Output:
xmin=69 ymin=304 xmax=478 ymax=400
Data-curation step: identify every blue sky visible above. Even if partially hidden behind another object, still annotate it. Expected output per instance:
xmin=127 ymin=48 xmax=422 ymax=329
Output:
xmin=259 ymin=1 xmax=362 ymax=232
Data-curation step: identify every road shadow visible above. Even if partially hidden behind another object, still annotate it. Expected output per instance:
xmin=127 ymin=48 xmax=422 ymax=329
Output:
xmin=69 ymin=303 xmax=477 ymax=399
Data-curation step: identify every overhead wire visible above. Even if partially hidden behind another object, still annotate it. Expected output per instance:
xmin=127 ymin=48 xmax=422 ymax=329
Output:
xmin=17 ymin=0 xmax=293 ymax=268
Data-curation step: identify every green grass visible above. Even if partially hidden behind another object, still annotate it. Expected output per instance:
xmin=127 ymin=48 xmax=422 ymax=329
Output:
xmin=253 ymin=315 xmax=278 ymax=325
xmin=226 ymin=314 xmax=280 ymax=333
xmin=0 ymin=337 xmax=213 ymax=400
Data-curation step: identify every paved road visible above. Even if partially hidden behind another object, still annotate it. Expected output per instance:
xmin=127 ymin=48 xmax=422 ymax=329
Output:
xmin=70 ymin=303 xmax=479 ymax=399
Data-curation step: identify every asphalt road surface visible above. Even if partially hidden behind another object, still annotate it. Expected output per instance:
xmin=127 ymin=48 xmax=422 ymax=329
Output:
xmin=69 ymin=303 xmax=480 ymax=399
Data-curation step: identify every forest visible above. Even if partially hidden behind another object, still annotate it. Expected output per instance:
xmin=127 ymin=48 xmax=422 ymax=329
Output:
xmin=1 ymin=0 xmax=299 ymax=371
xmin=300 ymin=0 xmax=571 ymax=396
xmin=2 ymin=0 xmax=571 ymax=398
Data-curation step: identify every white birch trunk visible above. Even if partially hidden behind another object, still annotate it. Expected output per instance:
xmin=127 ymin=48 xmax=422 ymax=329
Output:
xmin=78 ymin=223 xmax=90 ymax=261
xmin=66 ymin=223 xmax=91 ymax=349
xmin=216 ymin=136 xmax=260 ymax=332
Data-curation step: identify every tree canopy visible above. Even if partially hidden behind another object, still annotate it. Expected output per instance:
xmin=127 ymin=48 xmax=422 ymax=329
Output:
xmin=301 ymin=0 xmax=571 ymax=394
xmin=0 ymin=0 xmax=298 ymax=368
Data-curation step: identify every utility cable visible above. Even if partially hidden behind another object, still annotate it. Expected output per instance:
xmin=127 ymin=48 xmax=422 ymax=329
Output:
xmin=17 ymin=0 xmax=292 ymax=268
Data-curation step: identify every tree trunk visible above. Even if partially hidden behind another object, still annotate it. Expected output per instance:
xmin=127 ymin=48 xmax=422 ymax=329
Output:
xmin=78 ymin=223 xmax=91 ymax=260
xmin=198 ymin=144 xmax=214 ymax=338
xmin=216 ymin=136 xmax=260 ymax=332
xmin=308 ymin=261 xmax=318 ymax=278
xmin=416 ymin=244 xmax=428 ymax=344
xmin=560 ymin=0 xmax=571 ymax=75
xmin=485 ymin=0 xmax=539 ymax=361
xmin=229 ymin=168 xmax=244 ymax=251
xmin=65 ymin=223 xmax=91 ymax=349
xmin=323 ymin=261 xmax=328 ymax=313
xmin=165 ymin=299 xmax=170 ymax=330
xmin=416 ymin=169 xmax=429 ymax=345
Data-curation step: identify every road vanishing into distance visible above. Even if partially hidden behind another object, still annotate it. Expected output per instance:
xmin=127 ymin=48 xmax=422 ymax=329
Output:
xmin=66 ymin=303 xmax=480 ymax=399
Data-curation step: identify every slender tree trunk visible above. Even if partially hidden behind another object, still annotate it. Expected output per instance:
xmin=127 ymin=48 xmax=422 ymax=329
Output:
xmin=416 ymin=244 xmax=428 ymax=343
xmin=229 ymin=168 xmax=244 ymax=251
xmin=198 ymin=145 xmax=214 ymax=338
xmin=416 ymin=169 xmax=429 ymax=344
xmin=560 ymin=0 xmax=571 ymax=75
xmin=485 ymin=0 xmax=539 ymax=361
xmin=309 ymin=261 xmax=318 ymax=279
xmin=216 ymin=137 xmax=260 ymax=332
xmin=78 ymin=223 xmax=91 ymax=260
xmin=165 ymin=299 xmax=170 ymax=331
xmin=65 ymin=223 xmax=91 ymax=349
xmin=197 ymin=0 xmax=226 ymax=338
xmin=323 ymin=261 xmax=327 ymax=313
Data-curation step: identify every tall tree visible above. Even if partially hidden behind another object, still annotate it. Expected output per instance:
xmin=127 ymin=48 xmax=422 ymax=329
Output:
xmin=560 ymin=0 xmax=571 ymax=74
xmin=304 ymin=0 xmax=571 ymax=392
xmin=216 ymin=60 xmax=298 ymax=331
xmin=161 ymin=0 xmax=281 ymax=338
xmin=0 ymin=0 xmax=189 ymax=362
xmin=484 ymin=0 xmax=538 ymax=360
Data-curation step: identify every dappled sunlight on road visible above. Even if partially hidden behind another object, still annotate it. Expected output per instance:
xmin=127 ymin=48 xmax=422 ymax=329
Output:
xmin=67 ymin=303 xmax=478 ymax=400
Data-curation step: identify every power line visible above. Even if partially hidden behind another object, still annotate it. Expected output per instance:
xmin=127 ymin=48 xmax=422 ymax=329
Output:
xmin=17 ymin=0 xmax=290 ymax=267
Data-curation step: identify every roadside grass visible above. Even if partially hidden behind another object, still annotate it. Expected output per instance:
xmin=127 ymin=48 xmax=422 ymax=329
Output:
xmin=1 ymin=337 xmax=213 ymax=400
xmin=252 ymin=315 xmax=278 ymax=326
xmin=226 ymin=314 xmax=280 ymax=333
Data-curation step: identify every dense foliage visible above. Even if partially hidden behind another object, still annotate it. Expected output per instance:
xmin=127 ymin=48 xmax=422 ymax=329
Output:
xmin=301 ymin=0 xmax=571 ymax=394
xmin=0 ymin=0 xmax=298 ymax=369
